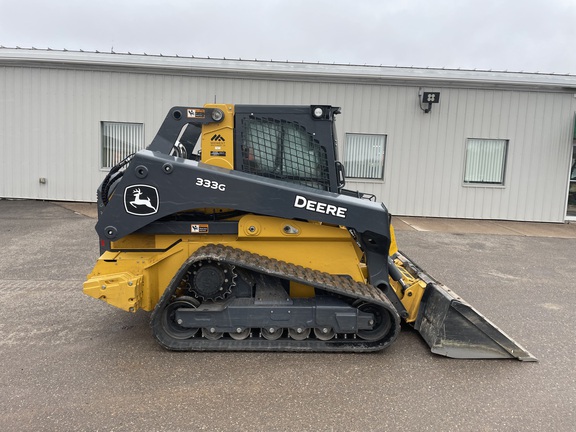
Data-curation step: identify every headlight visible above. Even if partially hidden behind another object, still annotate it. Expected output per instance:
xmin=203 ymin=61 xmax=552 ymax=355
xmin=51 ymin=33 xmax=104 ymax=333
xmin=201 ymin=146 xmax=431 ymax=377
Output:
xmin=313 ymin=107 xmax=324 ymax=118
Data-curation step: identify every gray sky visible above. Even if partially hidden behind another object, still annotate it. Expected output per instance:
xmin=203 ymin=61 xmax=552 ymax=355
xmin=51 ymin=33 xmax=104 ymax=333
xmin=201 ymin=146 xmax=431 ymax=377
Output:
xmin=1 ymin=0 xmax=575 ymax=73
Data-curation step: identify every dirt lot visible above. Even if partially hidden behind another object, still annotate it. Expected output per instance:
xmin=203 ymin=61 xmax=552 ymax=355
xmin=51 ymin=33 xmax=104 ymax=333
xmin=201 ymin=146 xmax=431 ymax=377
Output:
xmin=1 ymin=200 xmax=574 ymax=431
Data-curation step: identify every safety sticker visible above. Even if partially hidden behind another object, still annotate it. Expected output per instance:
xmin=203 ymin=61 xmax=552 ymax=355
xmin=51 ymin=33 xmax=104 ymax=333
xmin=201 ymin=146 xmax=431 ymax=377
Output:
xmin=187 ymin=108 xmax=205 ymax=119
xmin=191 ymin=224 xmax=209 ymax=234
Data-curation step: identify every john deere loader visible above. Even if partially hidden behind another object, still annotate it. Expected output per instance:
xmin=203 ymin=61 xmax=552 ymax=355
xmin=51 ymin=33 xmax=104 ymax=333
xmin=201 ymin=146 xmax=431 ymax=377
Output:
xmin=84 ymin=104 xmax=536 ymax=360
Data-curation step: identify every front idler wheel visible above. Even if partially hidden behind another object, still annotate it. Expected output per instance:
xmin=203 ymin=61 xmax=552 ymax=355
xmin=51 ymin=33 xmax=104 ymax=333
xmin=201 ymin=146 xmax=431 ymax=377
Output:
xmin=355 ymin=302 xmax=392 ymax=342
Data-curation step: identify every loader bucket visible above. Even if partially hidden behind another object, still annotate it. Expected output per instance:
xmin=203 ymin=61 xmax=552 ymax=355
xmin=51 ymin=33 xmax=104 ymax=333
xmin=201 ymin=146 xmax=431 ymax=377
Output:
xmin=396 ymin=252 xmax=537 ymax=361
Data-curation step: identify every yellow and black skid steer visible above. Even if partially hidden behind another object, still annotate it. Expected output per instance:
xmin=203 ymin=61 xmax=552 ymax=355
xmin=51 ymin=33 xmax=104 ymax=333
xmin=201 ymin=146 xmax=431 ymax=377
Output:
xmin=84 ymin=104 xmax=536 ymax=360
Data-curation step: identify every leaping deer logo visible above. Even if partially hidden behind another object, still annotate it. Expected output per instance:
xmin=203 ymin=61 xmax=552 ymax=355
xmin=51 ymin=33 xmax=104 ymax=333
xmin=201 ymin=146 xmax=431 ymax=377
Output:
xmin=124 ymin=185 xmax=159 ymax=216
xmin=129 ymin=188 xmax=155 ymax=210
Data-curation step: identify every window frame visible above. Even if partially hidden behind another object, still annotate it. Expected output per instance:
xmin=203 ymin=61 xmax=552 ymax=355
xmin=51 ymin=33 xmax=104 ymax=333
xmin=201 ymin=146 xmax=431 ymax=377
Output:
xmin=463 ymin=138 xmax=509 ymax=187
xmin=344 ymin=133 xmax=387 ymax=180
xmin=100 ymin=121 xmax=145 ymax=170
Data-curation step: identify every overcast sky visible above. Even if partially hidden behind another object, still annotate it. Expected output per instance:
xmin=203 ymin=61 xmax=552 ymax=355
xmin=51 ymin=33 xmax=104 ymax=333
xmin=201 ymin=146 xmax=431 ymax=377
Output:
xmin=1 ymin=0 xmax=575 ymax=74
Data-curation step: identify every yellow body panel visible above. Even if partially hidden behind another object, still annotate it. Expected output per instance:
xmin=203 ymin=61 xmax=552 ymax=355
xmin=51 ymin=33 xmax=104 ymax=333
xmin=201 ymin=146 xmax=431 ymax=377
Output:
xmin=289 ymin=281 xmax=315 ymax=298
xmin=387 ymin=224 xmax=426 ymax=322
xmin=83 ymin=272 xmax=144 ymax=312
xmin=388 ymin=257 xmax=427 ymax=323
xmin=84 ymin=215 xmax=366 ymax=312
xmin=389 ymin=224 xmax=398 ymax=256
xmin=200 ymin=104 xmax=235 ymax=169
xmin=84 ymin=211 xmax=426 ymax=321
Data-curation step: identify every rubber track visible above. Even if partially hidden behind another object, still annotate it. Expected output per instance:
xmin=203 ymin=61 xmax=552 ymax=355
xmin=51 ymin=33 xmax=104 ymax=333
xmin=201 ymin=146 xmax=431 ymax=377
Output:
xmin=151 ymin=244 xmax=401 ymax=352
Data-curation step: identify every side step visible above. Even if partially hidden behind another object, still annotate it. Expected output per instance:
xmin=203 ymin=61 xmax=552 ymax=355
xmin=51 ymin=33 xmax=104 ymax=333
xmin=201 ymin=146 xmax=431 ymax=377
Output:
xmin=396 ymin=251 xmax=537 ymax=361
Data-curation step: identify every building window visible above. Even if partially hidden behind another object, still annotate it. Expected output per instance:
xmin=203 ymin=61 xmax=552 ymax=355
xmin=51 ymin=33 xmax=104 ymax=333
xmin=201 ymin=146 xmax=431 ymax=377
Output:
xmin=344 ymin=133 xmax=386 ymax=179
xmin=101 ymin=122 xmax=145 ymax=169
xmin=464 ymin=138 xmax=508 ymax=185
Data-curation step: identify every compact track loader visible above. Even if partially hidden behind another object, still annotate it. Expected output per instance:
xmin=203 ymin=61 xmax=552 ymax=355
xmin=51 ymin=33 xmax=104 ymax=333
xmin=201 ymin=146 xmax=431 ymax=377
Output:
xmin=84 ymin=104 xmax=536 ymax=360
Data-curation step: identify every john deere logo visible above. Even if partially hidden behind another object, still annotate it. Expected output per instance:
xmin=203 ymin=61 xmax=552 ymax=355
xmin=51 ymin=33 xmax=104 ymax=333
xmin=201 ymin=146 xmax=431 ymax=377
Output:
xmin=211 ymin=134 xmax=225 ymax=142
xmin=124 ymin=185 xmax=159 ymax=216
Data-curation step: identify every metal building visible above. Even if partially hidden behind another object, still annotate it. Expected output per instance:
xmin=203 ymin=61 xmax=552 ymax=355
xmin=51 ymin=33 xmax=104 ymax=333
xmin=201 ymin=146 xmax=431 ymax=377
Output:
xmin=1 ymin=48 xmax=575 ymax=222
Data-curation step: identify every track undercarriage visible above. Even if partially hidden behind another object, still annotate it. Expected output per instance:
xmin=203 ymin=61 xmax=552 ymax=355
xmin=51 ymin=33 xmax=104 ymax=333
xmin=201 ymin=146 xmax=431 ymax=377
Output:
xmin=151 ymin=244 xmax=401 ymax=352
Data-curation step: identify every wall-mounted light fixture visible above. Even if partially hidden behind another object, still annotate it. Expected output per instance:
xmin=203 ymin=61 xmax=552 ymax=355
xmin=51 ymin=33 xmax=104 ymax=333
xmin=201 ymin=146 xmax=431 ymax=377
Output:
xmin=419 ymin=88 xmax=441 ymax=113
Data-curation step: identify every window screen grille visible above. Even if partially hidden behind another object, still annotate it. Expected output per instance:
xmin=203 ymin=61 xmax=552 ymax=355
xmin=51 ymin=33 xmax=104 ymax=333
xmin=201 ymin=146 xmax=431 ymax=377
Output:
xmin=464 ymin=139 xmax=508 ymax=184
xmin=241 ymin=117 xmax=330 ymax=190
xmin=344 ymin=134 xmax=386 ymax=179
xmin=101 ymin=122 xmax=145 ymax=169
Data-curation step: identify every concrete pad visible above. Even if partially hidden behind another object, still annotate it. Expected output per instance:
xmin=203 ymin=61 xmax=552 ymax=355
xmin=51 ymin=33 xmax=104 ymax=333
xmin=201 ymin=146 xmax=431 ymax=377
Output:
xmin=390 ymin=217 xmax=415 ymax=231
xmin=492 ymin=220 xmax=576 ymax=239
xmin=397 ymin=216 xmax=516 ymax=235
xmin=396 ymin=216 xmax=576 ymax=238
xmin=52 ymin=201 xmax=98 ymax=219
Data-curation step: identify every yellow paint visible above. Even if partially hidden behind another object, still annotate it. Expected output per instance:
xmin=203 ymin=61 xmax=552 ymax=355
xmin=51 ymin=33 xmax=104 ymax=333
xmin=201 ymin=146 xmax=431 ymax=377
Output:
xmin=392 ymin=278 xmax=427 ymax=323
xmin=85 ymin=213 xmax=431 ymax=322
xmin=387 ymin=257 xmax=427 ymax=323
xmin=83 ymin=272 xmax=144 ymax=312
xmin=290 ymin=281 xmax=315 ymax=298
xmin=200 ymin=104 xmax=235 ymax=169
xmin=389 ymin=224 xmax=398 ymax=256
xmin=84 ymin=215 xmax=366 ymax=312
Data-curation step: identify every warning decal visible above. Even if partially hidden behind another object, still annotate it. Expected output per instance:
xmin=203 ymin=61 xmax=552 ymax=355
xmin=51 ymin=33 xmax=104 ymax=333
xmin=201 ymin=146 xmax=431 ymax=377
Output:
xmin=187 ymin=109 xmax=206 ymax=119
xmin=191 ymin=224 xmax=209 ymax=234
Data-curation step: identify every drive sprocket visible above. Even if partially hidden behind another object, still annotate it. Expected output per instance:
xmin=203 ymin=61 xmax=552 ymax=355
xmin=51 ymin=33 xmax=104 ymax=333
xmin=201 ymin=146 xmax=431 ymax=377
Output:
xmin=184 ymin=260 xmax=236 ymax=301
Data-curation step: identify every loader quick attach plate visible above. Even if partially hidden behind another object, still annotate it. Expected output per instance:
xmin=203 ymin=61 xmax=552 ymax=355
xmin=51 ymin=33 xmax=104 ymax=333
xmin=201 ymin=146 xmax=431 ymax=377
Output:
xmin=151 ymin=244 xmax=402 ymax=352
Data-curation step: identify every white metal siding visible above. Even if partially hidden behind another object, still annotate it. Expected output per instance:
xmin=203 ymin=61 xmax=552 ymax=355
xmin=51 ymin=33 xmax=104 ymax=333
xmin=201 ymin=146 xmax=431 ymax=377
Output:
xmin=345 ymin=87 xmax=576 ymax=222
xmin=1 ymin=61 xmax=575 ymax=222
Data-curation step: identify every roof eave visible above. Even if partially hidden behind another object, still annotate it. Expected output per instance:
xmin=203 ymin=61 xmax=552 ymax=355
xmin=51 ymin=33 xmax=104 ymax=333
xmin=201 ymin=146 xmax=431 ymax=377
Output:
xmin=1 ymin=48 xmax=575 ymax=92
